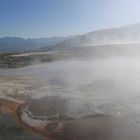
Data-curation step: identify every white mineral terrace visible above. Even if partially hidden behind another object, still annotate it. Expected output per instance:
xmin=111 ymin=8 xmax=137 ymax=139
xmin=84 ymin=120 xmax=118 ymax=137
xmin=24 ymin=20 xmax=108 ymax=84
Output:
xmin=21 ymin=107 xmax=60 ymax=129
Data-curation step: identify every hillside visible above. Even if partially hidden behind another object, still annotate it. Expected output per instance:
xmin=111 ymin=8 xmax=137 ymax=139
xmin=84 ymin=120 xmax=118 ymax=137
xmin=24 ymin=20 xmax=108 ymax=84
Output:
xmin=40 ymin=23 xmax=140 ymax=51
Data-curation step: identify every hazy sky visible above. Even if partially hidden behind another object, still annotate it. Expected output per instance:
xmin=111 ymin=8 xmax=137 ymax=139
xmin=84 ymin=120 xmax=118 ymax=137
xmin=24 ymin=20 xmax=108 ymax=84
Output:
xmin=1 ymin=0 xmax=140 ymax=38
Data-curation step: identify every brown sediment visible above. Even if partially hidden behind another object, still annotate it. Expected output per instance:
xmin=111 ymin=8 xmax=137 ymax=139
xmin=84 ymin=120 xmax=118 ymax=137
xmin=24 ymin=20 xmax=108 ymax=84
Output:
xmin=0 ymin=97 xmax=53 ymax=139
xmin=0 ymin=97 xmax=22 ymax=113
xmin=15 ymin=102 xmax=55 ymax=140
xmin=1 ymin=97 xmax=140 ymax=140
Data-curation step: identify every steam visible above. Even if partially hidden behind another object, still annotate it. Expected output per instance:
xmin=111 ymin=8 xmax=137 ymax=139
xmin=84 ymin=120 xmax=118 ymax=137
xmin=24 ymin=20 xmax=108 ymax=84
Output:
xmin=1 ymin=46 xmax=140 ymax=118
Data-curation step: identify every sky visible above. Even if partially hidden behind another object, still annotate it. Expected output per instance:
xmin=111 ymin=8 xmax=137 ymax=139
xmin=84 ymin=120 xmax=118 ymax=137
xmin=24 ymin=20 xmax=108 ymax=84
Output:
xmin=1 ymin=0 xmax=140 ymax=38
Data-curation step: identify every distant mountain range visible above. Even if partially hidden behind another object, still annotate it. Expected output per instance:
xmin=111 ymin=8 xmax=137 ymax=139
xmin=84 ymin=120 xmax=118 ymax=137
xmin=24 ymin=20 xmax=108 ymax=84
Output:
xmin=0 ymin=36 xmax=66 ymax=52
xmin=40 ymin=23 xmax=140 ymax=51
xmin=1 ymin=23 xmax=140 ymax=52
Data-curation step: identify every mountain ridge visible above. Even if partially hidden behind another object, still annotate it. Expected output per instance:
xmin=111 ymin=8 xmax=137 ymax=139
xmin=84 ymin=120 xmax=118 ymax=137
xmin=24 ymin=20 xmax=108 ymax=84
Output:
xmin=1 ymin=23 xmax=140 ymax=52
xmin=0 ymin=36 xmax=67 ymax=52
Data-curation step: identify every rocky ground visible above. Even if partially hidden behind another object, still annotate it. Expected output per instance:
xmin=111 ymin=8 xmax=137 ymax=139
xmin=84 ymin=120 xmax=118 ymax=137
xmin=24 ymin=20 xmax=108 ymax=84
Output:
xmin=0 ymin=76 xmax=43 ymax=140
xmin=0 ymin=76 xmax=34 ymax=100
xmin=0 ymin=52 xmax=53 ymax=68
xmin=0 ymin=51 xmax=73 ymax=69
